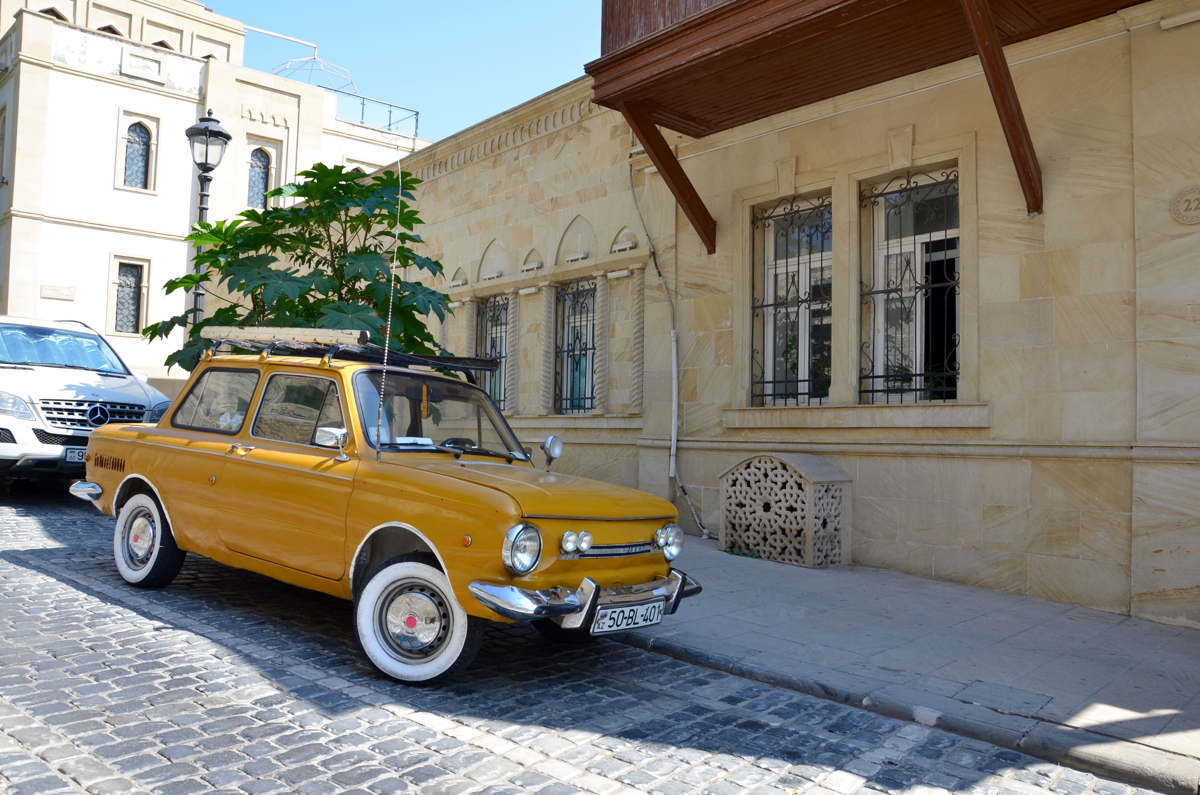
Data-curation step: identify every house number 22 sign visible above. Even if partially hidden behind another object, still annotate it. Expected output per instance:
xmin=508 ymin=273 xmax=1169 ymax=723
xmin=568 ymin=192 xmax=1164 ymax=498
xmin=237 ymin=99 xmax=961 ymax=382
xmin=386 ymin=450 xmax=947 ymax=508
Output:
xmin=1171 ymin=186 xmax=1200 ymax=225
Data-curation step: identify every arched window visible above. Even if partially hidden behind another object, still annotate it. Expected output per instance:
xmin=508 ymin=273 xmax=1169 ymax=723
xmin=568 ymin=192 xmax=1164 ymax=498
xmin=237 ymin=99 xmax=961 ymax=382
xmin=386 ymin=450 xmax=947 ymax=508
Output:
xmin=123 ymin=122 xmax=151 ymax=189
xmin=247 ymin=148 xmax=270 ymax=209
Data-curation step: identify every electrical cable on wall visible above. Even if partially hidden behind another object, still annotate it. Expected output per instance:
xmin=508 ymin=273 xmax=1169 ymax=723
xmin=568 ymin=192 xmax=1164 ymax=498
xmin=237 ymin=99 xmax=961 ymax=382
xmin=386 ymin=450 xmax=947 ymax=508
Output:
xmin=628 ymin=158 xmax=712 ymax=540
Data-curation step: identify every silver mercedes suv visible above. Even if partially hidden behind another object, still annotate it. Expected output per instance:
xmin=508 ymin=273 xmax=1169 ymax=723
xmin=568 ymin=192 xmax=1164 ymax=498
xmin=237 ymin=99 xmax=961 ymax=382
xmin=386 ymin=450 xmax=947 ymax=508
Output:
xmin=0 ymin=316 xmax=172 ymax=479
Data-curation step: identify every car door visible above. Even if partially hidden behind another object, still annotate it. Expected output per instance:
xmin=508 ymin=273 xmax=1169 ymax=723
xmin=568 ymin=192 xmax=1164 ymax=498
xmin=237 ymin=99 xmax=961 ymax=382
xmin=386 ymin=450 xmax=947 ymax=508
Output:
xmin=217 ymin=371 xmax=358 ymax=580
xmin=153 ymin=366 xmax=262 ymax=553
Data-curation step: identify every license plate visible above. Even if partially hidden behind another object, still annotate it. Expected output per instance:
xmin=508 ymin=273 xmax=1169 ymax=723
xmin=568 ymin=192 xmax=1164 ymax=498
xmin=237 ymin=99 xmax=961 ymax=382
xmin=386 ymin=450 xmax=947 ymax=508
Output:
xmin=65 ymin=448 xmax=86 ymax=463
xmin=591 ymin=600 xmax=665 ymax=634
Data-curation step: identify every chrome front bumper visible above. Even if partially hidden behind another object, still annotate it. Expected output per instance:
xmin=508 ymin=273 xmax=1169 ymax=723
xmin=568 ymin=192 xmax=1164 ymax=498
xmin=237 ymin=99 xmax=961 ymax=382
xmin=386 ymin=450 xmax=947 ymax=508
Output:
xmin=469 ymin=569 xmax=702 ymax=628
xmin=69 ymin=480 xmax=103 ymax=501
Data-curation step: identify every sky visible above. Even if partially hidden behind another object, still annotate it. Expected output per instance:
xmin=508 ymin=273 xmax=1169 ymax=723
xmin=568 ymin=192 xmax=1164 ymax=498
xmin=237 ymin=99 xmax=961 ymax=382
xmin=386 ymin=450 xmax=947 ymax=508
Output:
xmin=208 ymin=1 xmax=603 ymax=143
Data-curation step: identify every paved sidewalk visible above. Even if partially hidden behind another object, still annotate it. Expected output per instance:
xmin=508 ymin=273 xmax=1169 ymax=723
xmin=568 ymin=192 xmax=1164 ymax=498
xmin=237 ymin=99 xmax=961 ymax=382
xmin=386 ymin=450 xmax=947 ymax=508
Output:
xmin=615 ymin=539 xmax=1200 ymax=795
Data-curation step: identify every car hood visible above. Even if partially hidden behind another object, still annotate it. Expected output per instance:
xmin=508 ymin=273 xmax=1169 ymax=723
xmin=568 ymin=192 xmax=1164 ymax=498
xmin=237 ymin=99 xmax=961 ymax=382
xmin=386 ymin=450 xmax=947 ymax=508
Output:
xmin=410 ymin=460 xmax=677 ymax=520
xmin=1 ymin=364 xmax=167 ymax=407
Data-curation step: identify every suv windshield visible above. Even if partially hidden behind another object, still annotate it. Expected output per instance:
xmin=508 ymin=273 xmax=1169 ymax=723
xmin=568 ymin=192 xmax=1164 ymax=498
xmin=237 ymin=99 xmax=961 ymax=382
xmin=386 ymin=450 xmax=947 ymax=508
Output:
xmin=0 ymin=323 xmax=128 ymax=374
xmin=355 ymin=370 xmax=528 ymax=462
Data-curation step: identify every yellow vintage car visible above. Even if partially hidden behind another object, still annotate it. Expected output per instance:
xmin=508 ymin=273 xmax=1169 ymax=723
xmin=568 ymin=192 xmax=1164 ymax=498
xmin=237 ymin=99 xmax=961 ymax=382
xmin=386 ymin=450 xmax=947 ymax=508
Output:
xmin=70 ymin=331 xmax=700 ymax=683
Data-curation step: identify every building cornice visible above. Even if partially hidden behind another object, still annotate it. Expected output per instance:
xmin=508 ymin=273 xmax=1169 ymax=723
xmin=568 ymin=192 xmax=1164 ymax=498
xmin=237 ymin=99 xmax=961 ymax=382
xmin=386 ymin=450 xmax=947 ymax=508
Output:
xmin=4 ymin=209 xmax=188 ymax=241
xmin=401 ymin=77 xmax=600 ymax=184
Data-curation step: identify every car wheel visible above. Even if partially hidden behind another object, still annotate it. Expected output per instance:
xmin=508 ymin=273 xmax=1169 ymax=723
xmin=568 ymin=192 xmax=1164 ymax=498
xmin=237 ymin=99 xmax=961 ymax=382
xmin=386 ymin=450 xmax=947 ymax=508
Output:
xmin=112 ymin=491 xmax=186 ymax=588
xmin=355 ymin=555 xmax=485 ymax=684
xmin=531 ymin=618 xmax=595 ymax=645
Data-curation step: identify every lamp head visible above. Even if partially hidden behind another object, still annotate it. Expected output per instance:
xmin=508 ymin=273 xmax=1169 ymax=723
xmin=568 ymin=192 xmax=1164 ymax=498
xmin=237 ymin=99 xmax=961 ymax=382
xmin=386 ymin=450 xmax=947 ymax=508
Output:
xmin=185 ymin=109 xmax=232 ymax=173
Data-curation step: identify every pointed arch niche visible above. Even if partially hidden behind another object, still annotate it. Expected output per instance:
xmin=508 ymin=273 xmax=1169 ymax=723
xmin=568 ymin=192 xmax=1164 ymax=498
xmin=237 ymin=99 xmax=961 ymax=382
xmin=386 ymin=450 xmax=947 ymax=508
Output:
xmin=521 ymin=248 xmax=544 ymax=275
xmin=610 ymin=226 xmax=638 ymax=254
xmin=554 ymin=216 xmax=596 ymax=269
xmin=478 ymin=239 xmax=507 ymax=283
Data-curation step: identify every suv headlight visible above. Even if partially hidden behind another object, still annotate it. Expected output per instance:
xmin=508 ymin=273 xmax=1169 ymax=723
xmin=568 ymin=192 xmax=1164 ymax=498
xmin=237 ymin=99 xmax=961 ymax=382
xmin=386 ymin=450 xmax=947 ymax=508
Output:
xmin=0 ymin=390 xmax=34 ymax=421
xmin=655 ymin=522 xmax=685 ymax=561
xmin=503 ymin=523 xmax=542 ymax=575
xmin=144 ymin=400 xmax=172 ymax=423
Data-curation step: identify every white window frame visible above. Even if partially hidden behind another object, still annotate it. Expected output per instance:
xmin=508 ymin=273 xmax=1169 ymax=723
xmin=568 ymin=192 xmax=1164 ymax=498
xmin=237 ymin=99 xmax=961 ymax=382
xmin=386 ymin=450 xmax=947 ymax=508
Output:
xmin=106 ymin=255 xmax=150 ymax=338
xmin=115 ymin=110 xmax=159 ymax=194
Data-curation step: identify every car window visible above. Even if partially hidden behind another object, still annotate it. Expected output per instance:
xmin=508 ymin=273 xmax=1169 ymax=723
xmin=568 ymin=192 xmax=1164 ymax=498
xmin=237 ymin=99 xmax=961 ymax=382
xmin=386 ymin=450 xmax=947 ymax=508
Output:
xmin=172 ymin=369 xmax=260 ymax=434
xmin=0 ymin=323 xmax=127 ymax=374
xmin=253 ymin=374 xmax=343 ymax=446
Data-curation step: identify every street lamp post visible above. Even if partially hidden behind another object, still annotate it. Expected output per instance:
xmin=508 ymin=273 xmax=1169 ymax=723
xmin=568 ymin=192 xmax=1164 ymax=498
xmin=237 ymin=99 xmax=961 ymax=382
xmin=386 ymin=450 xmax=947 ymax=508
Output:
xmin=184 ymin=109 xmax=231 ymax=323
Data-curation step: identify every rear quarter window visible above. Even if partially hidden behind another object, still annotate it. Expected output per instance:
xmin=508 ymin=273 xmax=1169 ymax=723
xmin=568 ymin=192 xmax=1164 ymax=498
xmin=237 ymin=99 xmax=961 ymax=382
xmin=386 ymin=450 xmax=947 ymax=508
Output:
xmin=171 ymin=368 xmax=260 ymax=434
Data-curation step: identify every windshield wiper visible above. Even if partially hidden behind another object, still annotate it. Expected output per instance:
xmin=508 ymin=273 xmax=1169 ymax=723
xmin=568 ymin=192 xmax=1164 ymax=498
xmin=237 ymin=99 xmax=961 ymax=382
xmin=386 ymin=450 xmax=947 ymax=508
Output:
xmin=15 ymin=361 xmax=125 ymax=376
xmin=378 ymin=443 xmax=460 ymax=458
xmin=453 ymin=447 xmax=524 ymax=463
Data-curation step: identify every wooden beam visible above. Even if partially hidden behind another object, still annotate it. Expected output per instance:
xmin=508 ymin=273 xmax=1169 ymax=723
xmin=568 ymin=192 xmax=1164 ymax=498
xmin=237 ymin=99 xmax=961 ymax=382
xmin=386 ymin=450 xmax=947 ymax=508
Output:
xmin=959 ymin=0 xmax=1043 ymax=215
xmin=621 ymin=102 xmax=717 ymax=254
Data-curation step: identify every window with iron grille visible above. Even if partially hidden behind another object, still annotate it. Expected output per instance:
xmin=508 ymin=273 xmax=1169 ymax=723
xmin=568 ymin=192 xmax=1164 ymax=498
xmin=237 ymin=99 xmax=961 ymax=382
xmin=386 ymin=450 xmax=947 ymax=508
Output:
xmin=752 ymin=194 xmax=833 ymax=406
xmin=248 ymin=148 xmax=270 ymax=209
xmin=860 ymin=171 xmax=960 ymax=404
xmin=114 ymin=263 xmax=144 ymax=334
xmin=554 ymin=278 xmax=596 ymax=414
xmin=123 ymin=122 xmax=151 ymax=189
xmin=476 ymin=294 xmax=509 ymax=410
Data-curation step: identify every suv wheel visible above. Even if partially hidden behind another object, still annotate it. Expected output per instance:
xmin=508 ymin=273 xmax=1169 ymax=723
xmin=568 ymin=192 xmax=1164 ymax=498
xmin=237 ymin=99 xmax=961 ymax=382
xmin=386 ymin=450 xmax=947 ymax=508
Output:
xmin=355 ymin=555 xmax=485 ymax=683
xmin=113 ymin=492 xmax=186 ymax=588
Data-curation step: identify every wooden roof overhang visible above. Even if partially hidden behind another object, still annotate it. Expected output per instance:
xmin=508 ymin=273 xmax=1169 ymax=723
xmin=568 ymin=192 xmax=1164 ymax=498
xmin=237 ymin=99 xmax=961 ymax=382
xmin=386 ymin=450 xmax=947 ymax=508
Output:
xmin=585 ymin=0 xmax=1139 ymax=254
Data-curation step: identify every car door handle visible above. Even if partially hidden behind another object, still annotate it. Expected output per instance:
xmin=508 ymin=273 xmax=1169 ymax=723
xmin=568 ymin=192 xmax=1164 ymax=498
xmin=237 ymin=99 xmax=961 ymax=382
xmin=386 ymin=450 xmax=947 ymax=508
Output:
xmin=228 ymin=444 xmax=257 ymax=456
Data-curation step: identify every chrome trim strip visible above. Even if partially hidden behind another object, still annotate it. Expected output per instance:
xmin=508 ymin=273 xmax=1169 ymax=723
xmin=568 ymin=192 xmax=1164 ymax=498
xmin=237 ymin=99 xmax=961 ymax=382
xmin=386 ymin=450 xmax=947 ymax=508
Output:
xmin=581 ymin=541 xmax=655 ymax=558
xmin=69 ymin=480 xmax=103 ymax=501
xmin=522 ymin=514 xmax=676 ymax=521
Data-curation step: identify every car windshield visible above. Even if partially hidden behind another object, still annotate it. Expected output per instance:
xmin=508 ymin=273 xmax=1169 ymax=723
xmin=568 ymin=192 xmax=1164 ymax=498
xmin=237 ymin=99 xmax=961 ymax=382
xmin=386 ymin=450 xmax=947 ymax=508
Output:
xmin=0 ymin=323 xmax=128 ymax=374
xmin=355 ymin=370 xmax=528 ymax=462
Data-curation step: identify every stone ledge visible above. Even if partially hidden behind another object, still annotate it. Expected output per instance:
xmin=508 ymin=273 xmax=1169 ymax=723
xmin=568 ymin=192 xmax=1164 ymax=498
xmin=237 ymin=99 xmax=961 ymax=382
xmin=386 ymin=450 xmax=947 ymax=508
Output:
xmin=723 ymin=403 xmax=992 ymax=429
xmin=611 ymin=633 xmax=1200 ymax=795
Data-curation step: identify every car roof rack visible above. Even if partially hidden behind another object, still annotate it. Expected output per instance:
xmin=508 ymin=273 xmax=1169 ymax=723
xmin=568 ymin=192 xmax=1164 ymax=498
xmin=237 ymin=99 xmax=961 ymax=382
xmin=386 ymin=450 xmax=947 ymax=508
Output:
xmin=197 ymin=327 xmax=497 ymax=384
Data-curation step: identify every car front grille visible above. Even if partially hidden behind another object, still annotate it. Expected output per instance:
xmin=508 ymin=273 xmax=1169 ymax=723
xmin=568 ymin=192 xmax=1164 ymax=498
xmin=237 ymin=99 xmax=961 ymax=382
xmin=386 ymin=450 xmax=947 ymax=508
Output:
xmin=581 ymin=541 xmax=656 ymax=558
xmin=0 ymin=428 xmax=14 ymax=444
xmin=39 ymin=400 xmax=146 ymax=430
xmin=33 ymin=428 xmax=90 ymax=447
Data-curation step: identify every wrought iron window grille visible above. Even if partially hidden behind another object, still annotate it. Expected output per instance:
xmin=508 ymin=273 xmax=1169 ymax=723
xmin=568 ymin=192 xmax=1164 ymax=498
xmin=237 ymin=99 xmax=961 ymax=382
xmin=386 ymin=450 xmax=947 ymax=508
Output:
xmin=475 ymin=295 xmax=509 ymax=410
xmin=123 ymin=122 xmax=151 ymax=189
xmin=751 ymin=193 xmax=833 ymax=407
xmin=114 ymin=263 xmax=143 ymax=334
xmin=554 ymin=278 xmax=597 ymax=414
xmin=859 ymin=170 xmax=960 ymax=404
xmin=248 ymin=148 xmax=270 ymax=209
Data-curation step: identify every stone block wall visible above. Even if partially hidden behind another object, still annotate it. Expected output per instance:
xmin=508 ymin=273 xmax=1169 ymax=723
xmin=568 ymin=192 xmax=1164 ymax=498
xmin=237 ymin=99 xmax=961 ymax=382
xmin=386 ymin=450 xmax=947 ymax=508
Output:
xmin=399 ymin=0 xmax=1200 ymax=628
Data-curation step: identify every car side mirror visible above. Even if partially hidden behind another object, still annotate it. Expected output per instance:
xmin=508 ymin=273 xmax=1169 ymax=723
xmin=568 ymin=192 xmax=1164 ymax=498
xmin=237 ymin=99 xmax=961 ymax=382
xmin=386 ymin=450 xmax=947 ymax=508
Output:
xmin=540 ymin=435 xmax=564 ymax=471
xmin=315 ymin=427 xmax=350 ymax=461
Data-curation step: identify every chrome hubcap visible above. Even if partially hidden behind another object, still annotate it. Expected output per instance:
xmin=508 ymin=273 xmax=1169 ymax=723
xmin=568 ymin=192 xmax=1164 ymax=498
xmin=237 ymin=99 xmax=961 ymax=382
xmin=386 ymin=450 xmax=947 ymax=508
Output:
xmin=377 ymin=581 xmax=451 ymax=661
xmin=124 ymin=508 xmax=156 ymax=569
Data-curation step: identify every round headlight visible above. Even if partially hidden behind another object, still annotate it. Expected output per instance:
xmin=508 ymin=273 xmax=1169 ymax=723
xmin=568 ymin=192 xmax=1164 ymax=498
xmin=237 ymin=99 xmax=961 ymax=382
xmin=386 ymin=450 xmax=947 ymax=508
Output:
xmin=145 ymin=400 xmax=172 ymax=423
xmin=577 ymin=531 xmax=592 ymax=553
xmin=654 ymin=527 xmax=668 ymax=548
xmin=503 ymin=523 xmax=542 ymax=575
xmin=661 ymin=522 xmax=684 ymax=561
xmin=560 ymin=531 xmax=578 ymax=554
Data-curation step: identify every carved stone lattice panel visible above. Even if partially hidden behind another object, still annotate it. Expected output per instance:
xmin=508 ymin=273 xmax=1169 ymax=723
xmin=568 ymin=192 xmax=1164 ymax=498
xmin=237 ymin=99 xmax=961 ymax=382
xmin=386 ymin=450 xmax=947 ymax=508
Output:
xmin=719 ymin=454 xmax=851 ymax=568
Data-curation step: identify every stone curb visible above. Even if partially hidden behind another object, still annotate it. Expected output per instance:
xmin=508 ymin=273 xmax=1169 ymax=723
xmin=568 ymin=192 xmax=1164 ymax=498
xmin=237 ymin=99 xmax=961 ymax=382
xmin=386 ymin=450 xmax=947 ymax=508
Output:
xmin=611 ymin=633 xmax=1200 ymax=795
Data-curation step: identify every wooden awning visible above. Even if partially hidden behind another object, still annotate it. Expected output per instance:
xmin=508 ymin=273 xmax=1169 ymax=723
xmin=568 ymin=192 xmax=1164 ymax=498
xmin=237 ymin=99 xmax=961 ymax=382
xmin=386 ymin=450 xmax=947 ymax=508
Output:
xmin=588 ymin=0 xmax=1139 ymax=251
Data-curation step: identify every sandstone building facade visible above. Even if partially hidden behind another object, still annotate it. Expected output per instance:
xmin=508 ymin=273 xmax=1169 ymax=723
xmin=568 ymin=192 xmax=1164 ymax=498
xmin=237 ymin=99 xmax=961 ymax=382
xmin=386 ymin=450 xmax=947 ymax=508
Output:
xmin=0 ymin=0 xmax=423 ymax=378
xmin=400 ymin=0 xmax=1200 ymax=629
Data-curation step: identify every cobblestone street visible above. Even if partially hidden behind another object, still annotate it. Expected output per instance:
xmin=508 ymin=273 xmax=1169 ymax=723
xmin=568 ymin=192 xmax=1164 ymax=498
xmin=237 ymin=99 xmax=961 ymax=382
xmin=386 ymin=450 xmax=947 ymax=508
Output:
xmin=0 ymin=484 xmax=1166 ymax=795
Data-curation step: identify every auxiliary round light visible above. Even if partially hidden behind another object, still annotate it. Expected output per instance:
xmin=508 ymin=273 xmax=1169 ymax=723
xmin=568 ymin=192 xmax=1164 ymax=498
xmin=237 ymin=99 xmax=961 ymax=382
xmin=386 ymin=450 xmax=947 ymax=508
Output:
xmin=503 ymin=523 xmax=542 ymax=575
xmin=560 ymin=531 xmax=579 ymax=554
xmin=661 ymin=522 xmax=684 ymax=561
xmin=576 ymin=531 xmax=593 ymax=553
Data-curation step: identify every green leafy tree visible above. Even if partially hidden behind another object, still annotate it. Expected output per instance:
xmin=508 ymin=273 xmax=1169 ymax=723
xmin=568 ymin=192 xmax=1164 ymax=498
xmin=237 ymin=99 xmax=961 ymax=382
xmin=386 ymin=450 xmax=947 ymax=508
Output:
xmin=143 ymin=164 xmax=448 ymax=371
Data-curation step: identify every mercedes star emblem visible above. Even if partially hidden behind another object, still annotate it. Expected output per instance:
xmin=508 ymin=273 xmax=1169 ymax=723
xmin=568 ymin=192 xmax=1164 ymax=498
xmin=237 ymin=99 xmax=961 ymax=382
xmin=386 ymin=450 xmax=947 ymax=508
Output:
xmin=86 ymin=404 xmax=111 ymax=427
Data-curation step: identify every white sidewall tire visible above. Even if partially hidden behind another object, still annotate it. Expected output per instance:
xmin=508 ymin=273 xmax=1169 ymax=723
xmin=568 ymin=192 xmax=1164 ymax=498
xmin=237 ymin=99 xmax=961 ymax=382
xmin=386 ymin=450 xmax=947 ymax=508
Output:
xmin=113 ymin=493 xmax=164 ymax=585
xmin=355 ymin=561 xmax=471 ymax=683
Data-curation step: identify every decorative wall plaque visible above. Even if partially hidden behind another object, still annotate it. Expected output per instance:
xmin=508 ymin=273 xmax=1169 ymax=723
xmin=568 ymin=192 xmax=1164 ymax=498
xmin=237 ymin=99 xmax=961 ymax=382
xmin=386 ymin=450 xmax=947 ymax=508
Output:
xmin=1171 ymin=186 xmax=1200 ymax=225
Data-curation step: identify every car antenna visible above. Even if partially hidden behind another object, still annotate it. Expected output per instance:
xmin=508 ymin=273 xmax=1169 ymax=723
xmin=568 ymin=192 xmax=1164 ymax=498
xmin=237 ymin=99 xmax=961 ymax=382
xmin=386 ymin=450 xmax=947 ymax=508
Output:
xmin=376 ymin=166 xmax=402 ymax=462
